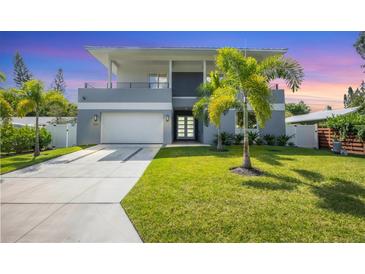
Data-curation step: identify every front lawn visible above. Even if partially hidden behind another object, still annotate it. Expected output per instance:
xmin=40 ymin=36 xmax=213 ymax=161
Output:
xmin=122 ymin=145 xmax=365 ymax=242
xmin=0 ymin=145 xmax=93 ymax=174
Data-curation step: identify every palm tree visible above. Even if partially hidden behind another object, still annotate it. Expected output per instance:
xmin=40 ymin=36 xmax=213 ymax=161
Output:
xmin=214 ymin=48 xmax=304 ymax=169
xmin=193 ymin=71 xmax=229 ymax=150
xmin=17 ymin=80 xmax=66 ymax=156
xmin=0 ymin=71 xmax=6 ymax=82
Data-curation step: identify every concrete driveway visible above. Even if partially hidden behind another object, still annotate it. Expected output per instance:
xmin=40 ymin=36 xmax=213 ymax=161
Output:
xmin=1 ymin=144 xmax=161 ymax=243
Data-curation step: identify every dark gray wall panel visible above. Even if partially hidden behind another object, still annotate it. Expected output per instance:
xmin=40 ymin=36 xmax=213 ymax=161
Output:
xmin=172 ymin=72 xmax=203 ymax=97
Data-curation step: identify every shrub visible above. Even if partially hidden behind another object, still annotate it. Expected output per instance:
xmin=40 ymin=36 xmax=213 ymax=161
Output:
xmin=233 ymin=133 xmax=243 ymax=145
xmin=0 ymin=125 xmax=52 ymax=154
xmin=214 ymin=132 xmax=234 ymax=146
xmin=326 ymin=113 xmax=365 ymax=141
xmin=39 ymin=127 xmax=52 ymax=149
xmin=288 ymin=141 xmax=295 ymax=147
xmin=13 ymin=126 xmax=34 ymax=154
xmin=248 ymin=131 xmax=259 ymax=145
xmin=263 ymin=134 xmax=276 ymax=145
xmin=276 ymin=134 xmax=293 ymax=146
xmin=255 ymin=137 xmax=264 ymax=145
xmin=0 ymin=124 xmax=15 ymax=154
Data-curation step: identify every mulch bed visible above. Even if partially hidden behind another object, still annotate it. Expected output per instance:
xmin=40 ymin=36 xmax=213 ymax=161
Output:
xmin=230 ymin=166 xmax=264 ymax=176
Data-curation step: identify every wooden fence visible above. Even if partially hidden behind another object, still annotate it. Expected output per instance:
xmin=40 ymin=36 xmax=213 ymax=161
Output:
xmin=318 ymin=127 xmax=365 ymax=155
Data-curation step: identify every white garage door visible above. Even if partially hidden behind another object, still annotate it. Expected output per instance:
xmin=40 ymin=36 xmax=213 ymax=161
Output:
xmin=101 ymin=112 xmax=163 ymax=143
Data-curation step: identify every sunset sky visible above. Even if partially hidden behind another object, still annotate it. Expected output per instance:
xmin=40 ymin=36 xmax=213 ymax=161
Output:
xmin=0 ymin=31 xmax=364 ymax=111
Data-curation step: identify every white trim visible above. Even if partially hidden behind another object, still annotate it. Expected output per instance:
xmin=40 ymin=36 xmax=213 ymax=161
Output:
xmin=78 ymin=102 xmax=172 ymax=110
xmin=172 ymin=96 xmax=198 ymax=99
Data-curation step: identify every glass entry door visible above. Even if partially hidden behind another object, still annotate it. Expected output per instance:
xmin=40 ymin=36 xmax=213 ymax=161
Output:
xmin=177 ymin=115 xmax=195 ymax=140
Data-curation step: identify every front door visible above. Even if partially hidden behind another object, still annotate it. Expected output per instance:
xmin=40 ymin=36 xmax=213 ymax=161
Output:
xmin=176 ymin=115 xmax=195 ymax=140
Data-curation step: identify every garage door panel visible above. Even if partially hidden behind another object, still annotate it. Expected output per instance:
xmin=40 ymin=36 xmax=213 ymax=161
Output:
xmin=101 ymin=112 xmax=163 ymax=143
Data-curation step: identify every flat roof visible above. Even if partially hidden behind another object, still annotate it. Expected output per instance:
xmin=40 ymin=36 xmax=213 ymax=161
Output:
xmin=85 ymin=46 xmax=288 ymax=72
xmin=285 ymin=107 xmax=359 ymax=124
xmin=85 ymin=46 xmax=288 ymax=52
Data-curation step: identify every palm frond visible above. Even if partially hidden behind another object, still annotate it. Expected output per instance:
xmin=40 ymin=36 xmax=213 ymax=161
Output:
xmin=0 ymin=71 xmax=6 ymax=82
xmin=192 ymin=97 xmax=210 ymax=126
xmin=244 ymin=75 xmax=272 ymax=127
xmin=260 ymin=55 xmax=304 ymax=92
xmin=17 ymin=98 xmax=36 ymax=117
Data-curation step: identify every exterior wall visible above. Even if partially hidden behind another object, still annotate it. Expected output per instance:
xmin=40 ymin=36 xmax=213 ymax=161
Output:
xmin=172 ymin=97 xmax=198 ymax=109
xmin=172 ymin=72 xmax=203 ymax=97
xmin=202 ymin=110 xmax=236 ymax=144
xmin=117 ymin=61 xmax=169 ymax=82
xmin=77 ymin=109 xmax=172 ymax=145
xmin=78 ymin=88 xmax=172 ymax=103
xmin=258 ymin=110 xmax=286 ymax=136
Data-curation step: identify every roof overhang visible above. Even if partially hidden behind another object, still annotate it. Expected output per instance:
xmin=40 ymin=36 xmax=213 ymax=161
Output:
xmin=85 ymin=46 xmax=288 ymax=70
xmin=285 ymin=107 xmax=360 ymax=124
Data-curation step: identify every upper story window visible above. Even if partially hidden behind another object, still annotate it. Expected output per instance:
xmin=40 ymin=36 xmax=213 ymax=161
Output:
xmin=149 ymin=73 xmax=168 ymax=89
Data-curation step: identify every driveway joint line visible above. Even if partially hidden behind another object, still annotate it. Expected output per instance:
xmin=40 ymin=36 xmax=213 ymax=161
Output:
xmin=121 ymin=147 xmax=143 ymax=163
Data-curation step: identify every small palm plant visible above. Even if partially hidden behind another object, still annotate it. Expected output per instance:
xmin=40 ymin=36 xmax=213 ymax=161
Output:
xmin=193 ymin=71 xmax=231 ymax=151
xmin=17 ymin=80 xmax=66 ymax=156
xmin=214 ymin=48 xmax=304 ymax=169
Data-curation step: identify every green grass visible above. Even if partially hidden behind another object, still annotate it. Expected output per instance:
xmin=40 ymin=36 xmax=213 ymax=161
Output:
xmin=0 ymin=145 xmax=94 ymax=174
xmin=122 ymin=145 xmax=365 ymax=242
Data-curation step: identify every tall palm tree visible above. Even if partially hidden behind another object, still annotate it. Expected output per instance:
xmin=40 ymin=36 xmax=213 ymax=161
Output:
xmin=193 ymin=71 xmax=229 ymax=150
xmin=214 ymin=48 xmax=304 ymax=169
xmin=17 ymin=80 xmax=66 ymax=156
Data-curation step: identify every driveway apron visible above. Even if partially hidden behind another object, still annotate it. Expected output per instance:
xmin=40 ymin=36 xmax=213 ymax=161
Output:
xmin=1 ymin=144 xmax=160 ymax=243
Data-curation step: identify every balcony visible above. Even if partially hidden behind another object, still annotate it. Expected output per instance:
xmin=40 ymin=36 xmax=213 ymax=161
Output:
xmin=84 ymin=81 xmax=169 ymax=89
xmin=79 ymin=82 xmax=172 ymax=104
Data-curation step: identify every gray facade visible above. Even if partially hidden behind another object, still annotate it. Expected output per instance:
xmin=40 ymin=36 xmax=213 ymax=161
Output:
xmin=77 ymin=88 xmax=285 ymax=145
xmin=76 ymin=46 xmax=287 ymax=146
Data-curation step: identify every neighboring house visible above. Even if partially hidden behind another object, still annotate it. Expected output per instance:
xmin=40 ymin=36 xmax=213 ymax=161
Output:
xmin=285 ymin=107 xmax=359 ymax=124
xmin=77 ymin=47 xmax=287 ymax=145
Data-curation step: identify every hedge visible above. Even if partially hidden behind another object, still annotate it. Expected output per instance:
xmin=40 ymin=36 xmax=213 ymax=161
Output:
xmin=0 ymin=124 xmax=52 ymax=154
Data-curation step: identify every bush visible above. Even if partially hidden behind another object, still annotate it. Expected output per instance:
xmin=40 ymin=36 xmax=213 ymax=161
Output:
xmin=263 ymin=134 xmax=276 ymax=145
xmin=276 ymin=134 xmax=293 ymax=146
xmin=214 ymin=132 xmax=234 ymax=146
xmin=234 ymin=133 xmax=243 ymax=145
xmin=255 ymin=137 xmax=264 ymax=145
xmin=326 ymin=113 xmax=365 ymax=141
xmin=13 ymin=126 xmax=34 ymax=154
xmin=288 ymin=141 xmax=295 ymax=147
xmin=0 ymin=124 xmax=15 ymax=154
xmin=39 ymin=127 xmax=52 ymax=149
xmin=248 ymin=131 xmax=259 ymax=145
xmin=0 ymin=125 xmax=52 ymax=154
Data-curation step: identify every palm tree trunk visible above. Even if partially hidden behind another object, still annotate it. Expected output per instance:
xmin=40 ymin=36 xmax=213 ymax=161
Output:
xmin=242 ymin=99 xmax=252 ymax=169
xmin=217 ymin=123 xmax=223 ymax=151
xmin=34 ymin=112 xmax=40 ymax=157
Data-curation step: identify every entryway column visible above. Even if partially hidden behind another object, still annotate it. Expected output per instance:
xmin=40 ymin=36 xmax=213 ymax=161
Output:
xmin=108 ymin=58 xmax=112 ymax=88
xmin=203 ymin=60 xmax=207 ymax=84
xmin=169 ymin=60 xmax=173 ymax=88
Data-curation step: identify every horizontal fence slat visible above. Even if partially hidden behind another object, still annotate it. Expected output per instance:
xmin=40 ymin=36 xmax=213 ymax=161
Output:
xmin=317 ymin=128 xmax=365 ymax=155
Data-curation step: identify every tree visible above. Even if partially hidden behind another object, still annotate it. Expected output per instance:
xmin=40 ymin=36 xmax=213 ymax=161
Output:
xmin=215 ymin=48 xmax=304 ymax=169
xmin=193 ymin=71 xmax=228 ymax=150
xmin=0 ymin=95 xmax=14 ymax=124
xmin=0 ymin=70 xmax=6 ymax=82
xmin=17 ymin=80 xmax=66 ymax=156
xmin=285 ymin=100 xmax=311 ymax=116
xmin=344 ymin=82 xmax=365 ymax=108
xmin=13 ymin=52 xmax=33 ymax=88
xmin=52 ymin=68 xmax=66 ymax=93
xmin=354 ymin=31 xmax=365 ymax=71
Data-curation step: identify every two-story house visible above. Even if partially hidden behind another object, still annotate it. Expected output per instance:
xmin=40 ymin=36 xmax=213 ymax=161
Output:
xmin=77 ymin=47 xmax=286 ymax=145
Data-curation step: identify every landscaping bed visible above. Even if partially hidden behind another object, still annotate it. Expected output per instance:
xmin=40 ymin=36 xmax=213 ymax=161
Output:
xmin=122 ymin=145 xmax=365 ymax=242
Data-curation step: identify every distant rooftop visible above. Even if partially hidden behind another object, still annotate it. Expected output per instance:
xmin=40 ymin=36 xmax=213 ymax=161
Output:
xmin=285 ymin=107 xmax=360 ymax=124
